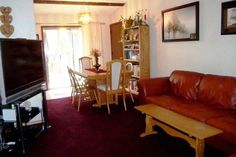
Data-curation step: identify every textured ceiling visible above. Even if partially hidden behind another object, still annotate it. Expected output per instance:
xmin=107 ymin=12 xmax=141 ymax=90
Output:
xmin=34 ymin=0 xmax=126 ymax=15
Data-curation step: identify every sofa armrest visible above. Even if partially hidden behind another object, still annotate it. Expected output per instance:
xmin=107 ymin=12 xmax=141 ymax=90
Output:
xmin=138 ymin=77 xmax=170 ymax=104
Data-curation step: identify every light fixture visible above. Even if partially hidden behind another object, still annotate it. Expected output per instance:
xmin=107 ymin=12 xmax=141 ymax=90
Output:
xmin=78 ymin=12 xmax=91 ymax=25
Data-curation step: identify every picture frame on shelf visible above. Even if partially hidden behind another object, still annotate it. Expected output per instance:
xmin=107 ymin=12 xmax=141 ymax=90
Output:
xmin=162 ymin=1 xmax=199 ymax=42
xmin=221 ymin=1 xmax=236 ymax=35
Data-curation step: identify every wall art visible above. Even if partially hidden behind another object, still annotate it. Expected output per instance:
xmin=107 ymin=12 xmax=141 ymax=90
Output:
xmin=162 ymin=2 xmax=199 ymax=42
xmin=0 ymin=6 xmax=14 ymax=37
xmin=221 ymin=1 xmax=236 ymax=35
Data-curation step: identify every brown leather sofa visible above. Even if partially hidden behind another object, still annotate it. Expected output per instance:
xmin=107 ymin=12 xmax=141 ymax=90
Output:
xmin=138 ymin=70 xmax=236 ymax=156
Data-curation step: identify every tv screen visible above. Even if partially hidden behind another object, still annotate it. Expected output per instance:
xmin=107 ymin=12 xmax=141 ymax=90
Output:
xmin=0 ymin=39 xmax=45 ymax=98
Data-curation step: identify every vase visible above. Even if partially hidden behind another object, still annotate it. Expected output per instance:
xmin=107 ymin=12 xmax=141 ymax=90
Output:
xmin=94 ymin=63 xmax=101 ymax=71
xmin=93 ymin=56 xmax=101 ymax=71
xmin=123 ymin=19 xmax=133 ymax=28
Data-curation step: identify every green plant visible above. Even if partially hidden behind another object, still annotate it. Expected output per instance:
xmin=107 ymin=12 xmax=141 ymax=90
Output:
xmin=119 ymin=16 xmax=132 ymax=22
xmin=120 ymin=16 xmax=134 ymax=42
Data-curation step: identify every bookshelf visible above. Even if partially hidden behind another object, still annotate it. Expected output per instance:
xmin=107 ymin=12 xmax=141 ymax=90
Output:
xmin=122 ymin=25 xmax=150 ymax=94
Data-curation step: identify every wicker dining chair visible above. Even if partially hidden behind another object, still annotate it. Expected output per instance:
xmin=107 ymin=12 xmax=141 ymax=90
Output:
xmin=79 ymin=56 xmax=93 ymax=71
xmin=67 ymin=66 xmax=76 ymax=104
xmin=69 ymin=67 xmax=97 ymax=111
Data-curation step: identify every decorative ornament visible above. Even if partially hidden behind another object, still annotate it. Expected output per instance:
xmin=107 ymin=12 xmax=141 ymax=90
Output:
xmin=0 ymin=6 xmax=14 ymax=37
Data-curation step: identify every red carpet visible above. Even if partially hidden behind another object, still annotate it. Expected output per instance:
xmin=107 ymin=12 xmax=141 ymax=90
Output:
xmin=23 ymin=97 xmax=226 ymax=157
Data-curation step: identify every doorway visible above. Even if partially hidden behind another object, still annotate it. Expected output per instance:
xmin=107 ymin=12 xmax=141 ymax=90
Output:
xmin=110 ymin=22 xmax=123 ymax=60
xmin=42 ymin=26 xmax=83 ymax=99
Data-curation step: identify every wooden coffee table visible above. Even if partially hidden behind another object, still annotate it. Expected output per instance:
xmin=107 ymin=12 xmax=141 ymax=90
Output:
xmin=135 ymin=104 xmax=223 ymax=157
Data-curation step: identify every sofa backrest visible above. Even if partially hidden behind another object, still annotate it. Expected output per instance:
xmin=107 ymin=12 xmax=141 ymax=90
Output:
xmin=198 ymin=74 xmax=236 ymax=110
xmin=169 ymin=70 xmax=204 ymax=101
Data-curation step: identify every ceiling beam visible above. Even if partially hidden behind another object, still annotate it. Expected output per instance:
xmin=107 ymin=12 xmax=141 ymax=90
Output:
xmin=33 ymin=0 xmax=125 ymax=6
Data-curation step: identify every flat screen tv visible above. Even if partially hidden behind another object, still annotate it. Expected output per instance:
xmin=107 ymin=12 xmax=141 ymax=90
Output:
xmin=0 ymin=38 xmax=45 ymax=105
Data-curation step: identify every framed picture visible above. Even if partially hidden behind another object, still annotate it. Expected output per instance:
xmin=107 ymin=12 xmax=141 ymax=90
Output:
xmin=162 ymin=2 xmax=199 ymax=42
xmin=221 ymin=1 xmax=236 ymax=35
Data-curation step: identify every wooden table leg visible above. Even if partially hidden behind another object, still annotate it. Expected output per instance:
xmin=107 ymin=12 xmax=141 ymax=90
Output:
xmin=140 ymin=115 xmax=158 ymax=137
xmin=195 ymin=139 xmax=205 ymax=157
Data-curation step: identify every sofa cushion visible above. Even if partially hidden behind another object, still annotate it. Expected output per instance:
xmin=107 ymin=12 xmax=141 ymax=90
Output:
xmin=146 ymin=95 xmax=229 ymax=122
xmin=169 ymin=70 xmax=204 ymax=101
xmin=207 ymin=114 xmax=236 ymax=145
xmin=198 ymin=74 xmax=236 ymax=110
xmin=146 ymin=95 xmax=185 ymax=109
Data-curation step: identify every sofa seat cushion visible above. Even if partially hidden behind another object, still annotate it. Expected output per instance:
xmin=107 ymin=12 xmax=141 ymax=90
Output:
xmin=146 ymin=95 xmax=229 ymax=122
xmin=145 ymin=95 xmax=185 ymax=109
xmin=207 ymin=114 xmax=236 ymax=145
xmin=169 ymin=70 xmax=204 ymax=101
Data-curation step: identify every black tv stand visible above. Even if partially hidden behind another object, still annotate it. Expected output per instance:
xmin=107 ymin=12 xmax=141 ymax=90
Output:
xmin=1 ymin=88 xmax=49 ymax=154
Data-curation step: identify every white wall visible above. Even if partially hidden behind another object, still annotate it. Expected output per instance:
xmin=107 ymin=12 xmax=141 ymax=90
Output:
xmin=112 ymin=0 xmax=236 ymax=77
xmin=35 ymin=14 xmax=79 ymax=39
xmin=0 ymin=0 xmax=36 ymax=39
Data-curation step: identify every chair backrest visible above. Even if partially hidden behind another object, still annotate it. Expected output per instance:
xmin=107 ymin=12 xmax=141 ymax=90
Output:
xmin=106 ymin=59 xmax=125 ymax=90
xmin=70 ymin=68 xmax=84 ymax=92
xmin=67 ymin=66 xmax=75 ymax=87
xmin=79 ymin=56 xmax=93 ymax=70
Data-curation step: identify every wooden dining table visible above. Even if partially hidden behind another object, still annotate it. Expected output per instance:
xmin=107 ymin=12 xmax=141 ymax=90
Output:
xmin=75 ymin=68 xmax=109 ymax=80
xmin=75 ymin=67 xmax=133 ymax=83
xmin=74 ymin=67 xmax=133 ymax=106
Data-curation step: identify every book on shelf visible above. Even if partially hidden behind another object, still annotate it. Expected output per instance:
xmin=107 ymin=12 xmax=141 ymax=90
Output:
xmin=130 ymin=78 xmax=138 ymax=91
xmin=133 ymin=65 xmax=140 ymax=78
xmin=125 ymin=51 xmax=132 ymax=59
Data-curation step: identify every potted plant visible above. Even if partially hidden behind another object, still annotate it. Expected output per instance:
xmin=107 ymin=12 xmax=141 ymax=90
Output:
xmin=120 ymin=16 xmax=134 ymax=42
xmin=120 ymin=16 xmax=133 ymax=28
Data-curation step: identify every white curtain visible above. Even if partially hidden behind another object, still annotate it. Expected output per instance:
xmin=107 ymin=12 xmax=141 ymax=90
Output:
xmin=82 ymin=23 xmax=105 ymax=66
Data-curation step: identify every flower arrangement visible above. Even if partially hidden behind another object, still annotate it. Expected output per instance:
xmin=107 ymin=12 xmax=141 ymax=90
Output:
xmin=90 ymin=48 xmax=101 ymax=70
xmin=90 ymin=48 xmax=101 ymax=58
